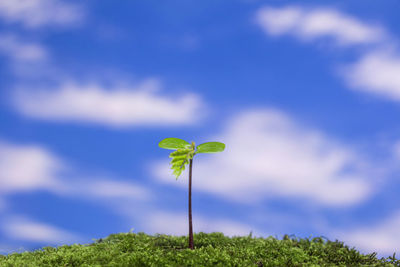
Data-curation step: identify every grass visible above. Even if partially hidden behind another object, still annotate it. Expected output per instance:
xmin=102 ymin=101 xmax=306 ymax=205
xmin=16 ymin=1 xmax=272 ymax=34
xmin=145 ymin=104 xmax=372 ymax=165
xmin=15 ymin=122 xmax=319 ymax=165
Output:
xmin=0 ymin=232 xmax=399 ymax=266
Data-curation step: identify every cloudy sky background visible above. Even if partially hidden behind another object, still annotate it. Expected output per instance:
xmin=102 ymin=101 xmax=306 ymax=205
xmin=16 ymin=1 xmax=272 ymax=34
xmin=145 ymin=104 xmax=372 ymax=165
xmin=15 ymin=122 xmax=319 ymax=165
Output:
xmin=1 ymin=0 xmax=400 ymax=257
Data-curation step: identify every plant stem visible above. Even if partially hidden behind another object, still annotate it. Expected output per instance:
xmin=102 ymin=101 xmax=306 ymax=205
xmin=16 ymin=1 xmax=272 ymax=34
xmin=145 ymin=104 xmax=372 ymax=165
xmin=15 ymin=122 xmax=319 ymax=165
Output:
xmin=188 ymin=158 xmax=194 ymax=249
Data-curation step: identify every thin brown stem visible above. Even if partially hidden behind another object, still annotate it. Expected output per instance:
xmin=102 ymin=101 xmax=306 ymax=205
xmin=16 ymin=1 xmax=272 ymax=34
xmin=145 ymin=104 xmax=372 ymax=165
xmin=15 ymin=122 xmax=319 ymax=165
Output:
xmin=188 ymin=158 xmax=194 ymax=249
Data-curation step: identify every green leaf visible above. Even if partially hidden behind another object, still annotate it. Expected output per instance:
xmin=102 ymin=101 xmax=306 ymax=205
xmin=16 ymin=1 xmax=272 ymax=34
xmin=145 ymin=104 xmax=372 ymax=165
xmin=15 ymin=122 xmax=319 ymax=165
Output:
xmin=158 ymin=138 xmax=190 ymax=150
xmin=169 ymin=149 xmax=191 ymax=157
xmin=172 ymin=160 xmax=187 ymax=179
xmin=171 ymin=157 xmax=187 ymax=164
xmin=171 ymin=156 xmax=187 ymax=163
xmin=196 ymin=142 xmax=225 ymax=153
xmin=172 ymin=160 xmax=187 ymax=167
xmin=168 ymin=148 xmax=192 ymax=179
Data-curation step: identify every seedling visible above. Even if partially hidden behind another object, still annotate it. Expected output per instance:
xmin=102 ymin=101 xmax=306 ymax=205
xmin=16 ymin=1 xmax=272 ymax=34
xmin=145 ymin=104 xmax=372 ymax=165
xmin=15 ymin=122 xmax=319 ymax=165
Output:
xmin=158 ymin=137 xmax=225 ymax=249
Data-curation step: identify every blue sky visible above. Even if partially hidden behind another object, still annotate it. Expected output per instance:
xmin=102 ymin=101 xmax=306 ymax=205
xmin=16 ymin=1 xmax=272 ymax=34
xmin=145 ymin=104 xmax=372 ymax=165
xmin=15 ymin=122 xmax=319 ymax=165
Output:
xmin=1 ymin=0 xmax=400 ymax=257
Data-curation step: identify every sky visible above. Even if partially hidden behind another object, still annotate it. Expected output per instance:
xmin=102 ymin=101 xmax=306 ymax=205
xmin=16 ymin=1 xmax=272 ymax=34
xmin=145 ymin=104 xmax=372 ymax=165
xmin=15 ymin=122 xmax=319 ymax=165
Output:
xmin=1 ymin=0 xmax=400 ymax=258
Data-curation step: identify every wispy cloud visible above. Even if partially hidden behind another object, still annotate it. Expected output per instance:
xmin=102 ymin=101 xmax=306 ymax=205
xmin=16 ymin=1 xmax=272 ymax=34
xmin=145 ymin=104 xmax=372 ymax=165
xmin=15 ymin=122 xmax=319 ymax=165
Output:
xmin=342 ymin=50 xmax=400 ymax=101
xmin=0 ymin=243 xmax=24 ymax=255
xmin=67 ymin=178 xmax=152 ymax=202
xmin=152 ymin=108 xmax=374 ymax=207
xmin=0 ymin=33 xmax=53 ymax=79
xmin=12 ymin=79 xmax=207 ymax=128
xmin=0 ymin=138 xmax=158 ymax=247
xmin=332 ymin=210 xmax=400 ymax=255
xmin=0 ymin=34 xmax=47 ymax=63
xmin=0 ymin=141 xmax=65 ymax=193
xmin=0 ymin=198 xmax=6 ymax=212
xmin=0 ymin=140 xmax=152 ymax=202
xmin=0 ymin=0 xmax=84 ymax=28
xmin=255 ymin=6 xmax=385 ymax=46
xmin=2 ymin=216 xmax=83 ymax=244
xmin=255 ymin=5 xmax=400 ymax=104
xmin=143 ymin=211 xmax=264 ymax=237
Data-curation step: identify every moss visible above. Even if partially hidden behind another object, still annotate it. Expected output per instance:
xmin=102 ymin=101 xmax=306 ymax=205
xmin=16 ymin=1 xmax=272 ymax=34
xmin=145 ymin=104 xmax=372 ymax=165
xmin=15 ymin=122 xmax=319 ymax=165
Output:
xmin=0 ymin=232 xmax=398 ymax=266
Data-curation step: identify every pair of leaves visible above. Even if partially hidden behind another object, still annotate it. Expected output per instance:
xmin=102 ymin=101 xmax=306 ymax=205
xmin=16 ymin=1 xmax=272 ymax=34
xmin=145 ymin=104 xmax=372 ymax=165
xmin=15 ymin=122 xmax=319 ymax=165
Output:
xmin=159 ymin=138 xmax=225 ymax=153
xmin=159 ymin=138 xmax=225 ymax=179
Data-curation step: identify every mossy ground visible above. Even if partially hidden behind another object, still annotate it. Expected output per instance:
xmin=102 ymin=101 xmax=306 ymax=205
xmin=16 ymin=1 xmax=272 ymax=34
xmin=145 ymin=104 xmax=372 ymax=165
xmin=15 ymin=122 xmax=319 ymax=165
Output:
xmin=0 ymin=232 xmax=399 ymax=266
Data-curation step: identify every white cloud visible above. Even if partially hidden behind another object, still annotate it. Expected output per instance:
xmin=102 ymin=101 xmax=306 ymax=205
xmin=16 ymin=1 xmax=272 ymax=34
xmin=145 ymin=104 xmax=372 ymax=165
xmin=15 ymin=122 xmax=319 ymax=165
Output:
xmin=13 ymin=79 xmax=206 ymax=128
xmin=392 ymin=141 xmax=400 ymax=161
xmin=2 ymin=216 xmax=83 ymax=244
xmin=0 ymin=139 xmax=155 ymax=244
xmin=256 ymin=6 xmax=303 ymax=36
xmin=256 ymin=5 xmax=400 ymax=103
xmin=152 ymin=109 xmax=373 ymax=206
xmin=0 ymin=33 xmax=54 ymax=80
xmin=255 ymin=6 xmax=385 ymax=46
xmin=143 ymin=211 xmax=264 ymax=237
xmin=0 ymin=243 xmax=26 ymax=254
xmin=0 ymin=198 xmax=6 ymax=212
xmin=0 ymin=141 xmax=65 ymax=193
xmin=343 ymin=51 xmax=400 ymax=101
xmin=332 ymin=211 xmax=400 ymax=256
xmin=0 ymin=0 xmax=83 ymax=28
xmin=0 ymin=140 xmax=152 ymax=204
xmin=0 ymin=34 xmax=47 ymax=62
xmin=67 ymin=178 xmax=152 ymax=202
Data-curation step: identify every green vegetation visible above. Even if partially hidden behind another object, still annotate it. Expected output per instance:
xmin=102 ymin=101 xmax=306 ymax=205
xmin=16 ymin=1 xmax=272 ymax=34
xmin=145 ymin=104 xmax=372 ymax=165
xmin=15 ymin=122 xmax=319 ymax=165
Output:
xmin=1 ymin=232 xmax=399 ymax=266
xmin=158 ymin=137 xmax=225 ymax=249
xmin=158 ymin=137 xmax=225 ymax=179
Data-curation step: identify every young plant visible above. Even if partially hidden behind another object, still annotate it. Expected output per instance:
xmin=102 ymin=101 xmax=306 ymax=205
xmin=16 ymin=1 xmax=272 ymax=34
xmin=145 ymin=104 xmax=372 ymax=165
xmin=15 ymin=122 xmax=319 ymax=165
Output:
xmin=158 ymin=137 xmax=225 ymax=249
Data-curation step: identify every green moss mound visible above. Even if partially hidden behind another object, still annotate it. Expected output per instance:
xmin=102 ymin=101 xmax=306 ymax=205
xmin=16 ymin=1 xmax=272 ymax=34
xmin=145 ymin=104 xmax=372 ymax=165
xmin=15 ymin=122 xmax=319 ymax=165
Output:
xmin=0 ymin=232 xmax=399 ymax=266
